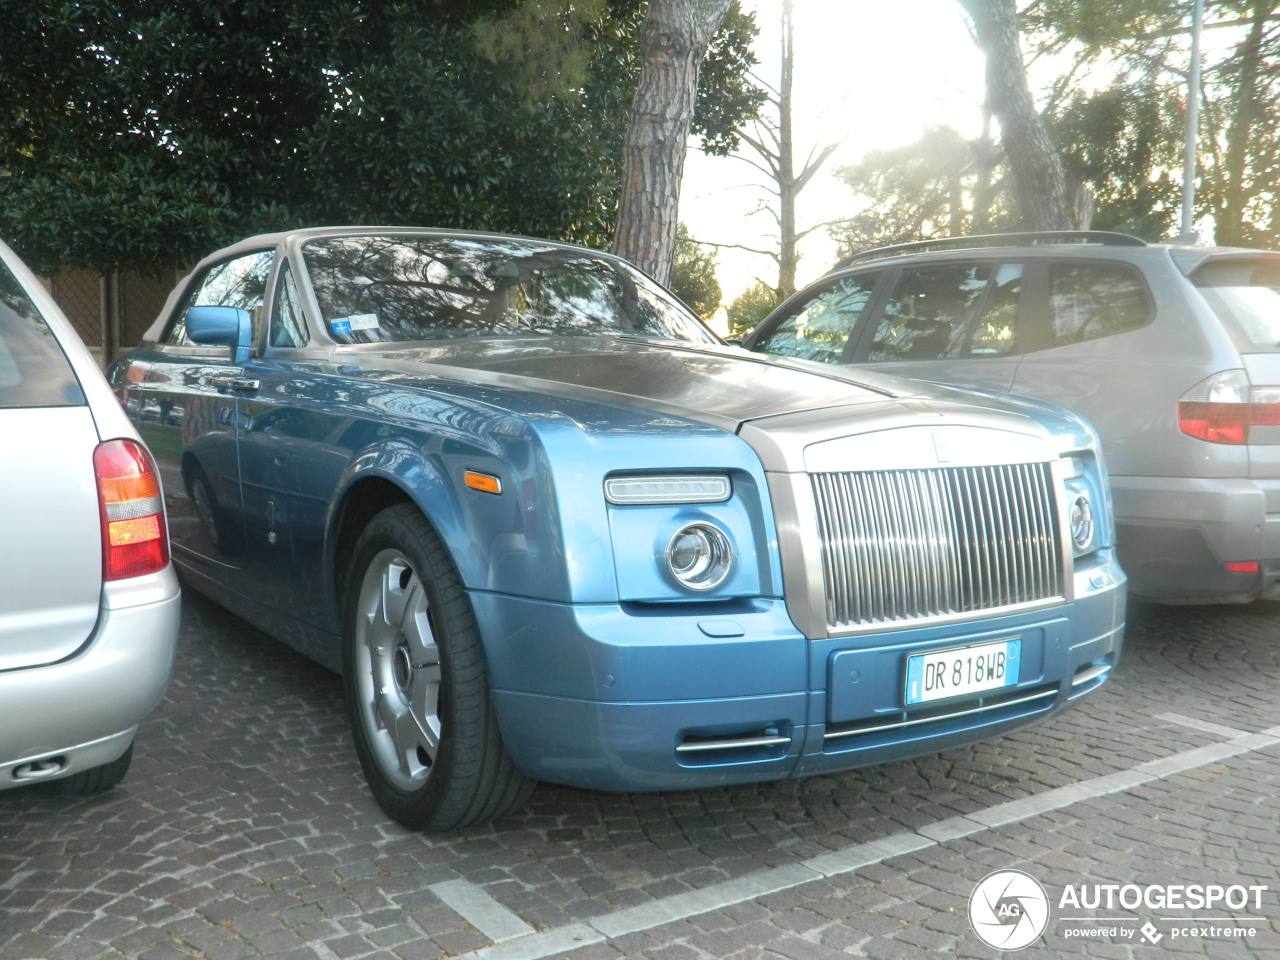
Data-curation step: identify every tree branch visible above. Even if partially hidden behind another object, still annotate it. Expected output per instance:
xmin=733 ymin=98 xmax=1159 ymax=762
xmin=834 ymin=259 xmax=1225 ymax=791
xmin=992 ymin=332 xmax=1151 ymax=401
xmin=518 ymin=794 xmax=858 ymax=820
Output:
xmin=696 ymin=239 xmax=781 ymax=260
xmin=735 ymin=127 xmax=774 ymax=162
xmin=726 ymin=150 xmax=781 ymax=182
xmin=794 ymin=140 xmax=842 ymax=193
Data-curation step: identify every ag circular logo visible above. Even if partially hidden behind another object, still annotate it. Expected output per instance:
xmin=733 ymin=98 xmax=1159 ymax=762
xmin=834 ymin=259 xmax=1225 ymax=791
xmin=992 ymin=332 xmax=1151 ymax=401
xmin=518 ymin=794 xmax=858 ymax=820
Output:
xmin=969 ymin=869 xmax=1050 ymax=950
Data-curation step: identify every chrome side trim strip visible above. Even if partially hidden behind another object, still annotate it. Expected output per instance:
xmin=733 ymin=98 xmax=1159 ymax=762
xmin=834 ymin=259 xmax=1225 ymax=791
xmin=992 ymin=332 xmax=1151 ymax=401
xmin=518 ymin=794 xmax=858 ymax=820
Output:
xmin=1071 ymin=663 xmax=1110 ymax=686
xmin=823 ymin=688 xmax=1058 ymax=742
xmin=675 ymin=735 xmax=792 ymax=754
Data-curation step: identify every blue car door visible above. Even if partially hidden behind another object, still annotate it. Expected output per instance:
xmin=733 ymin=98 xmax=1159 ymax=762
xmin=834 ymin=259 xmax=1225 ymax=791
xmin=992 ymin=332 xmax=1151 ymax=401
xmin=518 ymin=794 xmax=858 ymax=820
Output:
xmin=228 ymin=258 xmax=356 ymax=639
xmin=118 ymin=248 xmax=278 ymax=569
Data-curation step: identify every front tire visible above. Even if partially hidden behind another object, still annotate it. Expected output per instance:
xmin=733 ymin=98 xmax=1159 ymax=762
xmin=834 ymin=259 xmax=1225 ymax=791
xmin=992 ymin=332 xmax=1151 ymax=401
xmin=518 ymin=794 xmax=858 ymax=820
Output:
xmin=342 ymin=504 xmax=534 ymax=830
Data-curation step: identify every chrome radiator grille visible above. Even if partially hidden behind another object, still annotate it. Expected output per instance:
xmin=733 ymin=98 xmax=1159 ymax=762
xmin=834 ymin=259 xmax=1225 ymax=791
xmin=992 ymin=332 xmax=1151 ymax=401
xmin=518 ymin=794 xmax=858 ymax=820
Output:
xmin=811 ymin=463 xmax=1064 ymax=629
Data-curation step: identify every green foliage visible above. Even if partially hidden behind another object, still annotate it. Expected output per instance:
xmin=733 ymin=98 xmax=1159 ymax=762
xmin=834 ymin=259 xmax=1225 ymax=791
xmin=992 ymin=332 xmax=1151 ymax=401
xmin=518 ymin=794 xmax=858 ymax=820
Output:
xmin=1029 ymin=0 xmax=1280 ymax=246
xmin=292 ymin=9 xmax=638 ymax=250
xmin=726 ymin=281 xmax=779 ymax=337
xmin=692 ymin=6 xmax=767 ymax=157
xmin=472 ymin=0 xmax=611 ymax=103
xmin=0 ymin=0 xmax=759 ymax=274
xmin=830 ymin=126 xmax=1017 ymax=256
xmin=668 ymin=224 xmax=721 ymax=320
xmin=1047 ymin=85 xmax=1183 ymax=240
xmin=1025 ymin=0 xmax=1184 ymax=56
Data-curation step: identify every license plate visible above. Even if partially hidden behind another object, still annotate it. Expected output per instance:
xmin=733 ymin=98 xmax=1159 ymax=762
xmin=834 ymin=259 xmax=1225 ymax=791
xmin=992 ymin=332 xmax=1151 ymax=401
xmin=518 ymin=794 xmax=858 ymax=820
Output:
xmin=905 ymin=638 xmax=1020 ymax=705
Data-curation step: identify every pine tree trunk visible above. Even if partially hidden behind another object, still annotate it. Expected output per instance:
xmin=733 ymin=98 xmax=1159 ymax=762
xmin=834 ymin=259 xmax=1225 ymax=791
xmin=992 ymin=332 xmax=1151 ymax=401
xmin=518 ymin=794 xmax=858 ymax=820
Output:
xmin=611 ymin=0 xmax=732 ymax=284
xmin=969 ymin=111 xmax=999 ymax=234
xmin=959 ymin=0 xmax=1071 ymax=231
xmin=1217 ymin=0 xmax=1276 ymax=246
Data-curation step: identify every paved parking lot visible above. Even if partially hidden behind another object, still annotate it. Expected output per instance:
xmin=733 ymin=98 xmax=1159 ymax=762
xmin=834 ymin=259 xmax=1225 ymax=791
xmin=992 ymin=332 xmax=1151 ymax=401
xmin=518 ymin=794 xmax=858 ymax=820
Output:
xmin=2 ymin=591 xmax=1278 ymax=959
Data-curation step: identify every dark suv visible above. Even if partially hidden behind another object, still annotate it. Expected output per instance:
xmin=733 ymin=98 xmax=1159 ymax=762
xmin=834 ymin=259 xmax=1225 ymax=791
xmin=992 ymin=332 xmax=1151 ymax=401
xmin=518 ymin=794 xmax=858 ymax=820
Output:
xmin=744 ymin=231 xmax=1280 ymax=603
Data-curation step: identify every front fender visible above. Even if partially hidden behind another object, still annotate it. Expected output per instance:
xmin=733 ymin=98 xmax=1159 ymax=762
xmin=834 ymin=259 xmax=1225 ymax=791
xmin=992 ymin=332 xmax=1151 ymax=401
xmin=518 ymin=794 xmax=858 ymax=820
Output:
xmin=322 ymin=391 xmax=780 ymax=610
xmin=325 ymin=420 xmax=597 ymax=606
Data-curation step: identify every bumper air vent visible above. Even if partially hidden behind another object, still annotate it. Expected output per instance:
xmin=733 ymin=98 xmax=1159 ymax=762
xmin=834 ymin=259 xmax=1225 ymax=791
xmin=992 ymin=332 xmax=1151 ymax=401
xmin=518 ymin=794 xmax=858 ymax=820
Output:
xmin=675 ymin=725 xmax=792 ymax=766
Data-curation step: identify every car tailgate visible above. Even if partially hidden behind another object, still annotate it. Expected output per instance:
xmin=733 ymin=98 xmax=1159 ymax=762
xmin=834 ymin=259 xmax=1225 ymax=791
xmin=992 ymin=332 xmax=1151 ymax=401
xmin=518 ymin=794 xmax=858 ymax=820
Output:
xmin=0 ymin=406 xmax=104 ymax=670
xmin=1241 ymin=354 xmax=1280 ymax=484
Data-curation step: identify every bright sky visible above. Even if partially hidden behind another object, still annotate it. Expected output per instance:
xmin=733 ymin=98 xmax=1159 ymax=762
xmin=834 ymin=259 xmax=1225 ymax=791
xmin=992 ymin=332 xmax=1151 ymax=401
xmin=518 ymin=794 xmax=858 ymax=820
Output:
xmin=678 ymin=0 xmax=987 ymax=318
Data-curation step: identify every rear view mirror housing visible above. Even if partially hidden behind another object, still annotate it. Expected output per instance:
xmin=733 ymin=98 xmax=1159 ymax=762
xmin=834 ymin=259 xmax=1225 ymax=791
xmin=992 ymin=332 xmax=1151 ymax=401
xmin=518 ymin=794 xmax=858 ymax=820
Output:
xmin=185 ymin=306 xmax=252 ymax=365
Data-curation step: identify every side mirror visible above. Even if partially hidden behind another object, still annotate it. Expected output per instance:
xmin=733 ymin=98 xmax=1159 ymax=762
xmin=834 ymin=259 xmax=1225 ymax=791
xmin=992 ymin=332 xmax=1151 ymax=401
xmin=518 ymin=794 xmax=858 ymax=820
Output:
xmin=185 ymin=306 xmax=252 ymax=365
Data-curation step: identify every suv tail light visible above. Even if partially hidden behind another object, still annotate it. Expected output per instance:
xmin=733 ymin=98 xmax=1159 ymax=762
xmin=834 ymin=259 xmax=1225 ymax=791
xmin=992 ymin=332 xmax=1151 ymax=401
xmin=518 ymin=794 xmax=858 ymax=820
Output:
xmin=94 ymin=439 xmax=169 ymax=580
xmin=1178 ymin=370 xmax=1280 ymax=444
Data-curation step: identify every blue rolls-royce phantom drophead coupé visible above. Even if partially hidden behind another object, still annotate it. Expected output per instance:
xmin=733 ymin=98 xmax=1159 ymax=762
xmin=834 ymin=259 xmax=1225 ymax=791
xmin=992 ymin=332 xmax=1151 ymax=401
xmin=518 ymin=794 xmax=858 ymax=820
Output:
xmin=110 ymin=227 xmax=1125 ymax=830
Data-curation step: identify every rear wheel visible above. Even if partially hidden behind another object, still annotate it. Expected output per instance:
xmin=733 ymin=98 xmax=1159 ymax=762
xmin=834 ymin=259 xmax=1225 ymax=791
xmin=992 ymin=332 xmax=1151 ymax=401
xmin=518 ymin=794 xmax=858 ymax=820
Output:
xmin=44 ymin=744 xmax=133 ymax=795
xmin=186 ymin=463 xmax=242 ymax=555
xmin=342 ymin=504 xmax=534 ymax=829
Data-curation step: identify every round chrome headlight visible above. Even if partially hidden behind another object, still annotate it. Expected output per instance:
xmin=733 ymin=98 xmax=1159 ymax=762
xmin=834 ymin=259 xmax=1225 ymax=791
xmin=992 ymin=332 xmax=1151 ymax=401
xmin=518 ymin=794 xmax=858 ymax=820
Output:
xmin=1069 ymin=493 xmax=1094 ymax=551
xmin=665 ymin=522 xmax=733 ymax=591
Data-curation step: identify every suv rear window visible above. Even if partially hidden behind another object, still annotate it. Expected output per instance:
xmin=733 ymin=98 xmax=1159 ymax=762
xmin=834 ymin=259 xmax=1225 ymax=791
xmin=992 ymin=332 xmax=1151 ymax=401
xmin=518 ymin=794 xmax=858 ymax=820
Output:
xmin=1192 ymin=258 xmax=1280 ymax=353
xmin=0 ymin=262 xmax=84 ymax=408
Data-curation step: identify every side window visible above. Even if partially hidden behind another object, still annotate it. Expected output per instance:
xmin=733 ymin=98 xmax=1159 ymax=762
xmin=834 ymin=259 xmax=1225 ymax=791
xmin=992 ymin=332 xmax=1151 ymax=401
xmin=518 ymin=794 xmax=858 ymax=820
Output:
xmin=1048 ymin=262 xmax=1151 ymax=345
xmin=163 ymin=250 xmax=275 ymax=346
xmin=969 ymin=263 xmax=1022 ymax=356
xmin=752 ymin=273 xmax=880 ymax=365
xmin=0 ymin=262 xmax=84 ymax=407
xmin=869 ymin=262 xmax=1021 ymax=362
xmin=270 ymin=262 xmax=308 ymax=348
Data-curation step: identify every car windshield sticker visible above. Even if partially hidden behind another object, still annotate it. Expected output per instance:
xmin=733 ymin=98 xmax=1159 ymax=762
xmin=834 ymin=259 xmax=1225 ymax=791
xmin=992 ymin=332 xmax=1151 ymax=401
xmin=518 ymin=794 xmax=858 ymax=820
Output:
xmin=330 ymin=313 xmax=379 ymax=336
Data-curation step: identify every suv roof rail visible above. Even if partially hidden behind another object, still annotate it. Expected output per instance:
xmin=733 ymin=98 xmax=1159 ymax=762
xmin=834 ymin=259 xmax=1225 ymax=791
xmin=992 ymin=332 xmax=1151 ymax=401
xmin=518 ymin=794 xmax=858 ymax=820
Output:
xmin=833 ymin=230 xmax=1148 ymax=270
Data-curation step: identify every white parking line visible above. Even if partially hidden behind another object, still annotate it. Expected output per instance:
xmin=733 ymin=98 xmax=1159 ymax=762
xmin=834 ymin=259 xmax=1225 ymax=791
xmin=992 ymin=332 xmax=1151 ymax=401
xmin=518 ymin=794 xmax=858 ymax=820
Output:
xmin=1156 ymin=711 xmax=1251 ymax=739
xmin=454 ymin=720 xmax=1280 ymax=960
xmin=429 ymin=878 xmax=537 ymax=943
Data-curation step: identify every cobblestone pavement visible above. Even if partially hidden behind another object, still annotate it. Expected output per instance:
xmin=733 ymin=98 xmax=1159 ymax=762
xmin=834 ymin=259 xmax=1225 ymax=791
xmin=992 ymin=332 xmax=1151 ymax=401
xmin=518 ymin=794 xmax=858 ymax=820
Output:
xmin=2 ymin=592 xmax=1278 ymax=960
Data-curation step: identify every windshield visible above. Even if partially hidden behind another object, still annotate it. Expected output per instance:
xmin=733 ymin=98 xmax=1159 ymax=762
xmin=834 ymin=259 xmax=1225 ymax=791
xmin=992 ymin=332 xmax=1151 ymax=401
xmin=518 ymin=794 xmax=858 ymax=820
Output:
xmin=303 ymin=235 xmax=717 ymax=346
xmin=1193 ymin=257 xmax=1280 ymax=352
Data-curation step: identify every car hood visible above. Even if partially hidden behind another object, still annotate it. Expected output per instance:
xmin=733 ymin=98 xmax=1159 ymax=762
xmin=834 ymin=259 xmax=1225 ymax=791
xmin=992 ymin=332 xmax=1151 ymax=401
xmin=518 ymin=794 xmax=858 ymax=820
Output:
xmin=332 ymin=336 xmax=935 ymax=431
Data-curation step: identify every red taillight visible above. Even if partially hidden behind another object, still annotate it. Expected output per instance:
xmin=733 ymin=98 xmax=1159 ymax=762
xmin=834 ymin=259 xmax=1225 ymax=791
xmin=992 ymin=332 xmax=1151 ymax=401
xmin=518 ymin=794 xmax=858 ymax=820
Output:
xmin=94 ymin=439 xmax=169 ymax=580
xmin=1225 ymin=561 xmax=1260 ymax=574
xmin=1177 ymin=400 xmax=1249 ymax=444
xmin=1178 ymin=370 xmax=1280 ymax=444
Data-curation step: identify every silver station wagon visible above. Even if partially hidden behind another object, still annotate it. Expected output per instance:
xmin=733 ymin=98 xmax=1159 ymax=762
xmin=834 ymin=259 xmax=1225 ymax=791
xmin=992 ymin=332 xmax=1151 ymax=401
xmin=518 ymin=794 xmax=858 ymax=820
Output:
xmin=0 ymin=240 xmax=180 ymax=795
xmin=111 ymin=227 xmax=1124 ymax=829
xmin=746 ymin=231 xmax=1280 ymax=603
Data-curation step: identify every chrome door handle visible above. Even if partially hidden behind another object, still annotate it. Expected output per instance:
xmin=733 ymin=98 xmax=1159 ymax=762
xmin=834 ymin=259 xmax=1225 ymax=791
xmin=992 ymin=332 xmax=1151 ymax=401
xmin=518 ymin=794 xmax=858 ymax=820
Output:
xmin=209 ymin=376 xmax=260 ymax=391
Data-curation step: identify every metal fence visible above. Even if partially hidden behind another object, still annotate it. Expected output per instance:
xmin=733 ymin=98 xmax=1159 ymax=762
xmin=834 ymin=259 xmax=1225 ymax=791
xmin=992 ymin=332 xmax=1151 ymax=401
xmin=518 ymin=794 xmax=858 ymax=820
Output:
xmin=44 ymin=268 xmax=184 ymax=367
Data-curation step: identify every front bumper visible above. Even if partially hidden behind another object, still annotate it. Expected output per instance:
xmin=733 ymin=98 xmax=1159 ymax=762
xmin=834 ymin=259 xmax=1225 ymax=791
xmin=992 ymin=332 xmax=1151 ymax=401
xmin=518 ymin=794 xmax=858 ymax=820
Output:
xmin=0 ymin=567 xmax=181 ymax=791
xmin=476 ymin=564 xmax=1125 ymax=793
xmin=1111 ymin=475 xmax=1280 ymax=601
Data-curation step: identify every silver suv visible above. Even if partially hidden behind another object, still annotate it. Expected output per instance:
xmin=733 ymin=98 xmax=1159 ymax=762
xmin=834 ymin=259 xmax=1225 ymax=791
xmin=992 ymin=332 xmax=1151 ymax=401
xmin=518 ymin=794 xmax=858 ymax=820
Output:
xmin=743 ymin=231 xmax=1280 ymax=604
xmin=0 ymin=240 xmax=180 ymax=794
